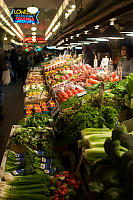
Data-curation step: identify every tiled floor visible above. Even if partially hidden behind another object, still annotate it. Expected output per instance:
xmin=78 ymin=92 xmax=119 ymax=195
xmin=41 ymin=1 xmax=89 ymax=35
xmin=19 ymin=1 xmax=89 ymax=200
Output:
xmin=0 ymin=78 xmax=24 ymax=163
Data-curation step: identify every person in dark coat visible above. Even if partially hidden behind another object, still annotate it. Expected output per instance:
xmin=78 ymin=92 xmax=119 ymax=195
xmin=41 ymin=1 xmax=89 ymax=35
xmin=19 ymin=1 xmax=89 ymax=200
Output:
xmin=0 ymin=49 xmax=8 ymax=119
xmin=10 ymin=49 xmax=19 ymax=82
xmin=82 ymin=45 xmax=94 ymax=66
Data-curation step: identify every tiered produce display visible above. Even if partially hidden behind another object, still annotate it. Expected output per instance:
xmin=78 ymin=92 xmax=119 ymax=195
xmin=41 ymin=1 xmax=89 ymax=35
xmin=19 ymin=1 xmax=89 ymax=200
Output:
xmin=1 ymin=57 xmax=133 ymax=200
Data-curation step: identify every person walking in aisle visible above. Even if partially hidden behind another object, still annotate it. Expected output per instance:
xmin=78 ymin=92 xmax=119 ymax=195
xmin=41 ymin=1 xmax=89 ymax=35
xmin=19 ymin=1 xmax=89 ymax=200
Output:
xmin=10 ymin=49 xmax=19 ymax=82
xmin=0 ymin=49 xmax=9 ymax=119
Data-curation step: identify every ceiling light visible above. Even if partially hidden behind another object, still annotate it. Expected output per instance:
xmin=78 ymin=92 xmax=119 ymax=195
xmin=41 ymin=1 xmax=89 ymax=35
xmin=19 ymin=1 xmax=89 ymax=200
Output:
xmin=126 ymin=33 xmax=133 ymax=37
xmin=32 ymin=36 xmax=36 ymax=39
xmin=4 ymin=36 xmax=7 ymax=41
xmin=84 ymin=31 xmax=88 ymax=34
xmin=31 ymin=27 xmax=37 ymax=31
xmin=32 ymin=32 xmax=36 ymax=35
xmin=68 ymin=9 xmax=72 ymax=13
xmin=45 ymin=32 xmax=52 ymax=40
xmin=87 ymin=38 xmax=109 ymax=42
xmin=70 ymin=36 xmax=74 ymax=39
xmin=71 ymin=5 xmax=76 ymax=9
xmin=27 ymin=6 xmax=38 ymax=14
xmin=110 ymin=18 xmax=116 ymax=26
xmin=65 ymin=13 xmax=69 ymax=19
xmin=76 ymin=34 xmax=80 ymax=37
xmin=95 ymin=25 xmax=100 ymax=29
xmin=101 ymin=26 xmax=124 ymax=40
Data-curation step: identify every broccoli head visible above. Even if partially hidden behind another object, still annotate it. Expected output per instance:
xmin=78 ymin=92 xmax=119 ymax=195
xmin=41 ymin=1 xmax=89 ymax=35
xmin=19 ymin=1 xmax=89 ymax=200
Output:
xmin=112 ymin=124 xmax=127 ymax=141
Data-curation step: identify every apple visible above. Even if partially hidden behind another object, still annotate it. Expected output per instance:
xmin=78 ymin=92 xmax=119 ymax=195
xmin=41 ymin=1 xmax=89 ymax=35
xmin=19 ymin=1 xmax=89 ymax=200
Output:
xmin=69 ymin=73 xmax=73 ymax=77
xmin=65 ymin=67 xmax=70 ymax=70
xmin=46 ymin=68 xmax=49 ymax=72
xmin=64 ymin=74 xmax=69 ymax=79
xmin=69 ymin=66 xmax=73 ymax=70
xmin=73 ymin=70 xmax=78 ymax=75
xmin=56 ymin=78 xmax=59 ymax=81
xmin=61 ymin=68 xmax=65 ymax=71
xmin=60 ymin=76 xmax=66 ymax=80
xmin=51 ymin=80 xmax=55 ymax=84
xmin=52 ymin=66 xmax=56 ymax=70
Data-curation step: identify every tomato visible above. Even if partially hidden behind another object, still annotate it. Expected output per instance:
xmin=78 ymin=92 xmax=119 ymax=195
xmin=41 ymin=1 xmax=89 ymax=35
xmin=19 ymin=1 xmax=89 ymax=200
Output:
xmin=74 ymin=184 xmax=80 ymax=190
xmin=113 ymin=76 xmax=119 ymax=82
xmin=112 ymin=72 xmax=116 ymax=79
xmin=69 ymin=179 xmax=76 ymax=186
xmin=65 ymin=89 xmax=70 ymax=94
xmin=61 ymin=185 xmax=67 ymax=190
xmin=92 ymin=80 xmax=99 ymax=84
xmin=56 ymin=181 xmax=61 ymax=187
xmin=76 ymin=88 xmax=83 ymax=93
xmin=63 ymin=93 xmax=69 ymax=99
xmin=55 ymin=174 xmax=59 ymax=178
xmin=60 ymin=191 xmax=65 ymax=196
xmin=68 ymin=92 xmax=74 ymax=97
xmin=62 ymin=98 xmax=67 ymax=102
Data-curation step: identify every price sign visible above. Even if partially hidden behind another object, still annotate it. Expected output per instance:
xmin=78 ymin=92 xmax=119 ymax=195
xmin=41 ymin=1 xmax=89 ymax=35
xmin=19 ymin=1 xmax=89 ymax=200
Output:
xmin=77 ymin=91 xmax=87 ymax=97
xmin=51 ymin=105 xmax=60 ymax=117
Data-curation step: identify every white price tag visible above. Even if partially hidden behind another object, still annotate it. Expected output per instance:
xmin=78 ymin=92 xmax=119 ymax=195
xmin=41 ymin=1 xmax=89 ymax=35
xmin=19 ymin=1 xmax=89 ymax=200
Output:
xmin=77 ymin=91 xmax=87 ymax=97
xmin=51 ymin=105 xmax=60 ymax=117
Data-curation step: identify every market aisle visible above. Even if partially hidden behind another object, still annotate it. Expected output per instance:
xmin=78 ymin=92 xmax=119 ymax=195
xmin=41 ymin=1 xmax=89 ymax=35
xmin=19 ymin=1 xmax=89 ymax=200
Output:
xmin=0 ymin=78 xmax=24 ymax=164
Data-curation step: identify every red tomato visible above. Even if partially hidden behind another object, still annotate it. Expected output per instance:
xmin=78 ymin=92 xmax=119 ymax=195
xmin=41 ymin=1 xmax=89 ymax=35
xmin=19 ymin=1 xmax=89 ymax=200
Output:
xmin=74 ymin=184 xmax=80 ymax=190
xmin=113 ymin=76 xmax=119 ymax=82
xmin=112 ymin=72 xmax=116 ymax=79
xmin=69 ymin=179 xmax=76 ymax=186
xmin=68 ymin=92 xmax=74 ymax=97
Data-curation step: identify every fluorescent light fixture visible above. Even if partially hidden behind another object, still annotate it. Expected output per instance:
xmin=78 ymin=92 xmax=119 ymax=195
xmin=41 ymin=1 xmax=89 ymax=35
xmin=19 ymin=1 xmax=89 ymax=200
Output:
xmin=0 ymin=14 xmax=23 ymax=40
xmin=126 ymin=33 xmax=133 ymax=36
xmin=101 ymin=26 xmax=124 ymax=40
xmin=76 ymin=34 xmax=80 ymax=37
xmin=107 ymin=37 xmax=124 ymax=40
xmin=32 ymin=36 xmax=36 ymax=39
xmin=4 ymin=36 xmax=7 ymax=40
xmin=52 ymin=21 xmax=60 ymax=32
xmin=87 ymin=38 xmax=109 ymax=41
xmin=31 ymin=27 xmax=37 ymax=31
xmin=47 ymin=46 xmax=56 ymax=49
xmin=32 ymin=32 xmax=36 ymax=35
xmin=45 ymin=0 xmax=71 ymax=36
xmin=56 ymin=46 xmax=67 ymax=50
xmin=0 ymin=22 xmax=15 ymax=36
xmin=27 ymin=6 xmax=38 ymax=14
xmin=45 ymin=32 xmax=52 ymax=40
xmin=11 ymin=39 xmax=23 ymax=46
xmin=70 ymin=36 xmax=74 ymax=39
xmin=66 ymin=38 xmax=68 ymax=41
xmin=75 ymin=47 xmax=82 ymax=50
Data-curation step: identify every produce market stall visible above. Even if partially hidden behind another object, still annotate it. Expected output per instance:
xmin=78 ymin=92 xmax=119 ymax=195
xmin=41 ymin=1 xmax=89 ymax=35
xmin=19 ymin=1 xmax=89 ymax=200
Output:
xmin=1 ymin=55 xmax=133 ymax=200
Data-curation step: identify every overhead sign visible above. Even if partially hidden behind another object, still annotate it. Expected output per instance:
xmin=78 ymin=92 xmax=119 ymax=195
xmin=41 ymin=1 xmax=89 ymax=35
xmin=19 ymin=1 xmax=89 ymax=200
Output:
xmin=23 ymin=37 xmax=46 ymax=43
xmin=11 ymin=8 xmax=39 ymax=24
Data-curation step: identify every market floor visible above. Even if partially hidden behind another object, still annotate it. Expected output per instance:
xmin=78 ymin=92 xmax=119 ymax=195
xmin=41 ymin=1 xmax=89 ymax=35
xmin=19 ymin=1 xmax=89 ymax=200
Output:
xmin=0 ymin=78 xmax=24 ymax=164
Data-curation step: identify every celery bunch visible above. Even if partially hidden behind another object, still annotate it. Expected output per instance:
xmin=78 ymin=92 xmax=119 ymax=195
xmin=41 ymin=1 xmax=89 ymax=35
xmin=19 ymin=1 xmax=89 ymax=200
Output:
xmin=126 ymin=73 xmax=133 ymax=108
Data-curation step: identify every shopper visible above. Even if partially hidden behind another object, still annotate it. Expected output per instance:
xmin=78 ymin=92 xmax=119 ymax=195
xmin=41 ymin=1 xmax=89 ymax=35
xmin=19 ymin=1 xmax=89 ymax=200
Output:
xmin=10 ymin=49 xmax=19 ymax=82
xmin=117 ymin=44 xmax=133 ymax=78
xmin=82 ymin=45 xmax=94 ymax=66
xmin=20 ymin=53 xmax=29 ymax=84
xmin=0 ymin=49 xmax=8 ymax=119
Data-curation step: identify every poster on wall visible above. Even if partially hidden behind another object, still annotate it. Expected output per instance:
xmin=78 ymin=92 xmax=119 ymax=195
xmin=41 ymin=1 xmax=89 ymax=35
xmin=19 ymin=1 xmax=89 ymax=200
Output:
xmin=11 ymin=8 xmax=40 ymax=24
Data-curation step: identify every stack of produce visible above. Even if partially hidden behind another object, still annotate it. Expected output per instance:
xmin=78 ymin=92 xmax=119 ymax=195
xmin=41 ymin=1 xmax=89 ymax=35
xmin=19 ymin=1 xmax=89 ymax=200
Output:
xmin=50 ymin=171 xmax=84 ymax=200
xmin=7 ymin=114 xmax=64 ymax=175
xmin=88 ymin=125 xmax=133 ymax=200
xmin=56 ymin=104 xmax=118 ymax=146
xmin=5 ymin=174 xmax=51 ymax=200
xmin=78 ymin=128 xmax=112 ymax=162
xmin=25 ymin=71 xmax=45 ymax=85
